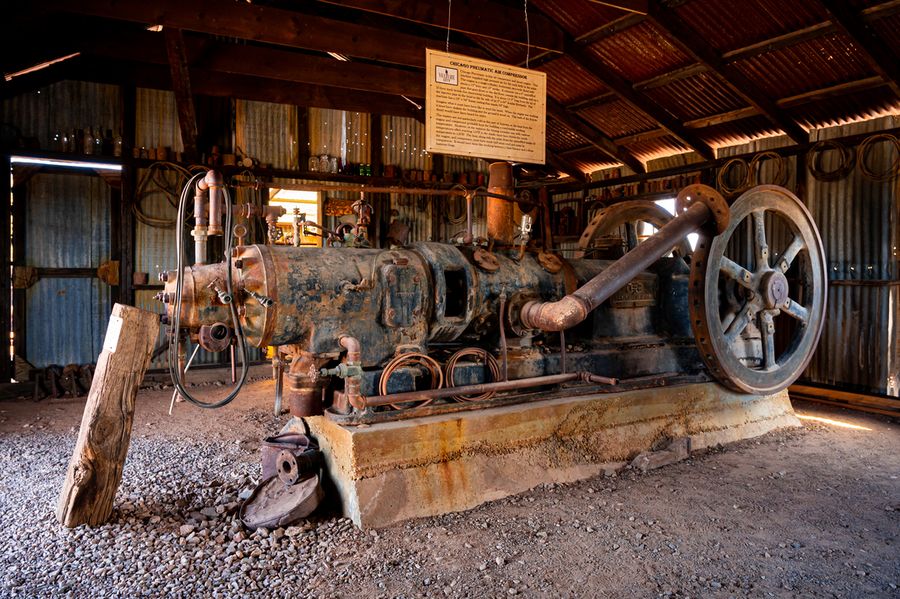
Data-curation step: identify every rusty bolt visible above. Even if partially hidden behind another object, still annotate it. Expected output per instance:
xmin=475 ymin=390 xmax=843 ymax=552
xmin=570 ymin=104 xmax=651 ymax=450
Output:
xmin=234 ymin=259 xmax=243 ymax=270
xmin=160 ymin=314 xmax=170 ymax=325
xmin=158 ymin=271 xmax=169 ymax=282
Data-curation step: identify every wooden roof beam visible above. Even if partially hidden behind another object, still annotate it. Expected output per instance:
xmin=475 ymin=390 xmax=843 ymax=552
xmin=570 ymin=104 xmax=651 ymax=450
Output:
xmin=646 ymin=1 xmax=808 ymax=144
xmin=818 ymin=0 xmax=900 ymax=97
xmin=48 ymin=0 xmax=486 ymax=68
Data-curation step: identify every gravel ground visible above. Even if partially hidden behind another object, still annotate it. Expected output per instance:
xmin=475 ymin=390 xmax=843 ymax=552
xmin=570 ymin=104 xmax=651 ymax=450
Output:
xmin=0 ymin=380 xmax=897 ymax=598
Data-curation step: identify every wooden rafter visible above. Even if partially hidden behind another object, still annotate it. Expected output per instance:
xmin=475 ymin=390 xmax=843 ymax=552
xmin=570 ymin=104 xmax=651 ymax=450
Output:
xmin=646 ymin=1 xmax=808 ymax=144
xmin=163 ymin=28 xmax=198 ymax=159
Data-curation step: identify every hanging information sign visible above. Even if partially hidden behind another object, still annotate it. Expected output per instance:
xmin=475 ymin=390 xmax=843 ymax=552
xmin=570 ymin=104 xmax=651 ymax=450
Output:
xmin=425 ymin=49 xmax=546 ymax=164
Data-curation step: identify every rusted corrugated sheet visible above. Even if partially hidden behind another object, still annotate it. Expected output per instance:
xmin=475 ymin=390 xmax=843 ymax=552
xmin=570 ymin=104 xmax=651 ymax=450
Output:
xmin=578 ymin=99 xmax=658 ymax=138
xmin=673 ymin=0 xmax=828 ymax=53
xmin=1 ymin=80 xmax=120 ymax=151
xmin=466 ymin=36 xmax=527 ymax=65
xmin=585 ymin=21 xmax=691 ymax=82
xmin=731 ymin=33 xmax=872 ymax=99
xmin=546 ymin=119 xmax=590 ymax=152
xmin=235 ymin=99 xmax=298 ymax=170
xmin=698 ymin=115 xmax=780 ymax=148
xmin=786 ymin=87 xmax=900 ymax=130
xmin=26 ymin=278 xmax=111 ymax=368
xmin=533 ymin=0 xmax=624 ymax=39
xmin=537 ymin=56 xmax=607 ymax=105
xmin=643 ymin=71 xmax=747 ymax=122
xmin=135 ymin=88 xmax=183 ymax=153
xmin=624 ymin=135 xmax=692 ymax=163
xmin=871 ymin=13 xmax=900 ymax=57
xmin=564 ymin=148 xmax=619 ymax=174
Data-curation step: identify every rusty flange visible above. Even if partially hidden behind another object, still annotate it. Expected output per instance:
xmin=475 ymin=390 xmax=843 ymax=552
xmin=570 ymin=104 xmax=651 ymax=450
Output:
xmin=675 ymin=184 xmax=729 ymax=235
xmin=575 ymin=200 xmax=693 ymax=260
xmin=688 ymin=185 xmax=827 ymax=394
xmin=473 ymin=248 xmax=500 ymax=272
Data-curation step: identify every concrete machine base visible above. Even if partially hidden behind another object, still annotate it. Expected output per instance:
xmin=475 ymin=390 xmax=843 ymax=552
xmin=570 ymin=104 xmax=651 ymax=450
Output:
xmin=295 ymin=383 xmax=798 ymax=529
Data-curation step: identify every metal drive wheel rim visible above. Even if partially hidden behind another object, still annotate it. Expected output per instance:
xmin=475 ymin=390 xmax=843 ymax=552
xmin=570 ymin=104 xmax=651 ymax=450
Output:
xmin=575 ymin=200 xmax=692 ymax=260
xmin=689 ymin=185 xmax=827 ymax=394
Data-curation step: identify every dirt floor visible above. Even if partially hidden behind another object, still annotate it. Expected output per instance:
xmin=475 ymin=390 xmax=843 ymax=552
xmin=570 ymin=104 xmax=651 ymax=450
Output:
xmin=0 ymin=378 xmax=897 ymax=598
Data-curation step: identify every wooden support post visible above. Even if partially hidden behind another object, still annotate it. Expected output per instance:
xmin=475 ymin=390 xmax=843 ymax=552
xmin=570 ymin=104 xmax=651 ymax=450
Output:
xmin=56 ymin=304 xmax=160 ymax=528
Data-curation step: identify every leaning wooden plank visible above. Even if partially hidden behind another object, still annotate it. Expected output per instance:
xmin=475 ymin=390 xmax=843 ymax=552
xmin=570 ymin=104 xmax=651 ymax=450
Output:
xmin=56 ymin=304 xmax=160 ymax=528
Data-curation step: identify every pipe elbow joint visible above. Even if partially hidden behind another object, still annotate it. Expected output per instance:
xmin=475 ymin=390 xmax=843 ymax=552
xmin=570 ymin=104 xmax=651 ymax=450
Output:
xmin=519 ymin=296 xmax=590 ymax=332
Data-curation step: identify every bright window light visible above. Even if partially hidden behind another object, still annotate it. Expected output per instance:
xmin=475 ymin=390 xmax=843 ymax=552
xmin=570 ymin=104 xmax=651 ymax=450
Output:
xmin=655 ymin=197 xmax=697 ymax=251
xmin=10 ymin=155 xmax=122 ymax=171
xmin=4 ymin=52 xmax=80 ymax=82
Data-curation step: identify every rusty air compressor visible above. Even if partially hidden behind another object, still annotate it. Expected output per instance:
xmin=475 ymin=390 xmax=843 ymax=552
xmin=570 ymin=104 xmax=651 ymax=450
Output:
xmin=158 ymin=163 xmax=827 ymax=426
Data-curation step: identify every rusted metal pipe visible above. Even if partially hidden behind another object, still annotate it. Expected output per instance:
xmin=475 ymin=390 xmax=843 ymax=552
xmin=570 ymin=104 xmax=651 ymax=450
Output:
xmin=198 ymin=170 xmax=225 ymax=236
xmin=520 ymin=201 xmax=712 ymax=332
xmin=463 ymin=191 xmax=474 ymax=245
xmin=487 ymin=162 xmax=516 ymax=245
xmin=365 ymin=373 xmax=581 ymax=407
xmin=231 ymin=179 xmax=530 ymax=205
xmin=339 ymin=336 xmax=364 ymax=411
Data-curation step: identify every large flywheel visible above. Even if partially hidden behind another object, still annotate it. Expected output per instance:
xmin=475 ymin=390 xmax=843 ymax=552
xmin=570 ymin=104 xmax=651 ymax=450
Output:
xmin=689 ymin=185 xmax=827 ymax=394
xmin=575 ymin=200 xmax=692 ymax=260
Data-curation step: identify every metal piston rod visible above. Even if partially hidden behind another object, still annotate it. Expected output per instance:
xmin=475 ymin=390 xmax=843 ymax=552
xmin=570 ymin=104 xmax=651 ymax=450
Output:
xmin=520 ymin=198 xmax=723 ymax=332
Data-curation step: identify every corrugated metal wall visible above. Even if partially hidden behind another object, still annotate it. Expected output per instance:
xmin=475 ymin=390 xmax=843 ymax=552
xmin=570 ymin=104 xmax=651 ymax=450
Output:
xmin=24 ymin=174 xmax=112 ymax=367
xmin=381 ymin=116 xmax=431 ymax=170
xmin=135 ymin=88 xmax=183 ymax=153
xmin=235 ymin=99 xmax=298 ymax=170
xmin=1 ymin=81 xmax=120 ymax=150
xmin=802 ymin=116 xmax=899 ymax=396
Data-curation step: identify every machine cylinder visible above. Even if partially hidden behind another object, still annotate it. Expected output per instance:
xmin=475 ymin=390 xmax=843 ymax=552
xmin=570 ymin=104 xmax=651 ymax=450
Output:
xmin=487 ymin=162 xmax=516 ymax=245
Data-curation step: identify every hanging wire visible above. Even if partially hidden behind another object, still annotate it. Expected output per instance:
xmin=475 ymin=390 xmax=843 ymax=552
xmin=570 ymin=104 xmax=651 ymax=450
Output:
xmin=446 ymin=0 xmax=452 ymax=53
xmin=524 ymin=0 xmax=531 ymax=68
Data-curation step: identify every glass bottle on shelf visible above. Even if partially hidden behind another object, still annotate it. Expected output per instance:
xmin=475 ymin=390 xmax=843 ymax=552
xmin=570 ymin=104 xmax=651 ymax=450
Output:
xmin=83 ymin=128 xmax=95 ymax=155
xmin=51 ymin=130 xmax=62 ymax=152
xmin=94 ymin=126 xmax=103 ymax=154
xmin=61 ymin=130 xmax=71 ymax=153
xmin=113 ymin=132 xmax=123 ymax=157
xmin=308 ymin=155 xmax=318 ymax=172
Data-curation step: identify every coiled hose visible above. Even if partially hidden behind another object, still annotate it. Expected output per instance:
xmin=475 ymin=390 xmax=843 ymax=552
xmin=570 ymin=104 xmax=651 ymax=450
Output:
xmin=168 ymin=174 xmax=250 ymax=408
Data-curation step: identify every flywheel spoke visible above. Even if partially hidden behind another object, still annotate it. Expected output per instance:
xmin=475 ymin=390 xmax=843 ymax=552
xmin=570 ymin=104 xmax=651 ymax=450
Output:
xmin=724 ymin=303 xmax=752 ymax=343
xmin=776 ymin=235 xmax=805 ymax=273
xmin=719 ymin=257 xmax=754 ymax=289
xmin=760 ymin=312 xmax=776 ymax=369
xmin=752 ymin=210 xmax=769 ymax=270
xmin=782 ymin=299 xmax=809 ymax=323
